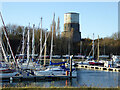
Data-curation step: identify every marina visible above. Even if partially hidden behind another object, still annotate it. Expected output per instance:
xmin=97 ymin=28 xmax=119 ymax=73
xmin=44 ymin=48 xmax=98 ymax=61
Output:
xmin=0 ymin=69 xmax=119 ymax=88
xmin=0 ymin=2 xmax=120 ymax=88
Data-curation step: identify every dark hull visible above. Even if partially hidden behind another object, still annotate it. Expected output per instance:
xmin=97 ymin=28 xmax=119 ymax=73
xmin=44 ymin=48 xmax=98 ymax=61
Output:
xmin=89 ymin=62 xmax=104 ymax=66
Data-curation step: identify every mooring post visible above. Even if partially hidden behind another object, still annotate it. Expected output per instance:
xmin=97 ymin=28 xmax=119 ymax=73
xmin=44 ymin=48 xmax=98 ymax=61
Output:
xmin=70 ymin=55 xmax=73 ymax=77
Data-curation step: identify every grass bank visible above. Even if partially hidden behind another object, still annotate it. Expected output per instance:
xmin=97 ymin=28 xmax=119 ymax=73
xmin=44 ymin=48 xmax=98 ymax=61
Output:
xmin=1 ymin=87 xmax=119 ymax=90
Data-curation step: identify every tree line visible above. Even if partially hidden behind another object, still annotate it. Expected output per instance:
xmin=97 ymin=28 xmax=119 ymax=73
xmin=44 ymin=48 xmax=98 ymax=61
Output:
xmin=1 ymin=24 xmax=120 ymax=58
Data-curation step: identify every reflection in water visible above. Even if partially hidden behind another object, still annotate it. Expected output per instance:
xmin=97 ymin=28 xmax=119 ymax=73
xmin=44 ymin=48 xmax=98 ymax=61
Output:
xmin=0 ymin=69 xmax=119 ymax=88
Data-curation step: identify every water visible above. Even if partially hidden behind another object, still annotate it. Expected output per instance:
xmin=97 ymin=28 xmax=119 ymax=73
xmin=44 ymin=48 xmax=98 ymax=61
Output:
xmin=0 ymin=69 xmax=119 ymax=88
xmin=77 ymin=69 xmax=118 ymax=87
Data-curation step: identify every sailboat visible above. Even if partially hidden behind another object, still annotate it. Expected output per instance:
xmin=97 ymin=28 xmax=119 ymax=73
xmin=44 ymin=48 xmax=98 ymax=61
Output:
xmin=76 ymin=33 xmax=95 ymax=65
xmin=76 ymin=34 xmax=104 ymax=66
xmin=34 ymin=14 xmax=72 ymax=76
xmin=88 ymin=35 xmax=104 ymax=66
xmin=0 ymin=61 xmax=19 ymax=77
xmin=19 ymin=24 xmax=37 ymax=70
xmin=0 ymin=34 xmax=19 ymax=77
xmin=0 ymin=12 xmax=19 ymax=77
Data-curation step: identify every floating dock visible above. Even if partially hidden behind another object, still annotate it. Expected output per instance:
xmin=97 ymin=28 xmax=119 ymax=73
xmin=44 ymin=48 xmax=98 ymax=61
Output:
xmin=77 ymin=64 xmax=120 ymax=72
xmin=0 ymin=75 xmax=76 ymax=82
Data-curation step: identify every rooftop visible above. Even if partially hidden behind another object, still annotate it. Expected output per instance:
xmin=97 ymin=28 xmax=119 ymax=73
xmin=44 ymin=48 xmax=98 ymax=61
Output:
xmin=65 ymin=12 xmax=79 ymax=14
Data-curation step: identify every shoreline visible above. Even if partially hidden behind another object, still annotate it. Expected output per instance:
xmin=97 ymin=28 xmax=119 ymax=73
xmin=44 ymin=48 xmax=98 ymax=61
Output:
xmin=1 ymin=87 xmax=119 ymax=90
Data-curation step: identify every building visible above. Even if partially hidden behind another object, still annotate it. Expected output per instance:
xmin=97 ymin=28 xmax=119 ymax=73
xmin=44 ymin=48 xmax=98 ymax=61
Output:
xmin=62 ymin=12 xmax=81 ymax=42
xmin=61 ymin=12 xmax=81 ymax=55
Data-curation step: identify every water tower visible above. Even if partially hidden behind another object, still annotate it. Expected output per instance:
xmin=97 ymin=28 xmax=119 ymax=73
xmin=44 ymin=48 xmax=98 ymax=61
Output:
xmin=63 ymin=12 xmax=81 ymax=42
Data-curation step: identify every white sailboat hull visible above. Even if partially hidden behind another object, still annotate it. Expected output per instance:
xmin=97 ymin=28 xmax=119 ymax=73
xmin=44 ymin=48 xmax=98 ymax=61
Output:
xmin=34 ymin=66 xmax=66 ymax=76
xmin=34 ymin=70 xmax=66 ymax=76
xmin=0 ymin=72 xmax=19 ymax=77
xmin=34 ymin=66 xmax=77 ymax=76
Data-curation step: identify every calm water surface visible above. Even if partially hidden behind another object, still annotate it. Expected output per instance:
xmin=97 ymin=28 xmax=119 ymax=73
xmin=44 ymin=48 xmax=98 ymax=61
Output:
xmin=1 ymin=69 xmax=119 ymax=88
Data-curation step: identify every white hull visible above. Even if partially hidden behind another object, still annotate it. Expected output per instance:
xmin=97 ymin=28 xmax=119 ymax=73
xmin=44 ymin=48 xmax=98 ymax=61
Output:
xmin=19 ymin=62 xmax=36 ymax=70
xmin=0 ymin=72 xmax=19 ymax=77
xmin=34 ymin=66 xmax=77 ymax=76
xmin=34 ymin=66 xmax=66 ymax=76
xmin=34 ymin=70 xmax=77 ymax=76
xmin=34 ymin=70 xmax=66 ymax=76
xmin=76 ymin=61 xmax=89 ymax=65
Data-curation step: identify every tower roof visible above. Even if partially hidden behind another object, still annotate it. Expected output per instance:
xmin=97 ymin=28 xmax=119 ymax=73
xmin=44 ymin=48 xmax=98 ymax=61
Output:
xmin=65 ymin=12 xmax=79 ymax=14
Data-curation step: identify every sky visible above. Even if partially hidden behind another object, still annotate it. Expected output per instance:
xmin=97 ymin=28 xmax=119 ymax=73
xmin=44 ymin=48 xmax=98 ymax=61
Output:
xmin=0 ymin=2 xmax=118 ymax=39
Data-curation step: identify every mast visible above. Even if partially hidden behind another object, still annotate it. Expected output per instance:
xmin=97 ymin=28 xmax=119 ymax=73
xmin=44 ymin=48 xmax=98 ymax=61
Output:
xmin=50 ymin=14 xmax=55 ymax=63
xmin=0 ymin=12 xmax=17 ymax=67
xmin=57 ymin=17 xmax=60 ymax=37
xmin=80 ymin=41 xmax=82 ymax=55
xmin=80 ymin=14 xmax=82 ymax=55
xmin=32 ymin=24 xmax=35 ymax=60
xmin=68 ymin=34 xmax=70 ymax=56
xmin=97 ymin=35 xmax=99 ymax=62
xmin=0 ymin=29 xmax=8 ymax=62
xmin=104 ymin=42 xmax=105 ymax=55
xmin=22 ymin=27 xmax=25 ymax=55
xmin=39 ymin=17 xmax=42 ymax=61
xmin=0 ymin=41 xmax=8 ymax=62
xmin=0 ymin=29 xmax=3 ymax=61
xmin=27 ymin=23 xmax=30 ymax=64
xmin=92 ymin=33 xmax=94 ymax=59
xmin=44 ymin=29 xmax=47 ymax=66
xmin=39 ymin=30 xmax=50 ymax=63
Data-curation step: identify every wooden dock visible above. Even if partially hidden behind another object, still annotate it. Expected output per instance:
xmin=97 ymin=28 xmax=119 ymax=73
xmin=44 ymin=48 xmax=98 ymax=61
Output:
xmin=0 ymin=75 xmax=76 ymax=82
xmin=77 ymin=64 xmax=120 ymax=72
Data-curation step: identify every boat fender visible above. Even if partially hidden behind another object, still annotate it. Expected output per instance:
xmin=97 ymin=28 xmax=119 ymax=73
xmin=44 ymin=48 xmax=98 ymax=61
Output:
xmin=66 ymin=71 xmax=69 ymax=76
xmin=10 ymin=77 xmax=13 ymax=82
xmin=10 ymin=77 xmax=13 ymax=83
